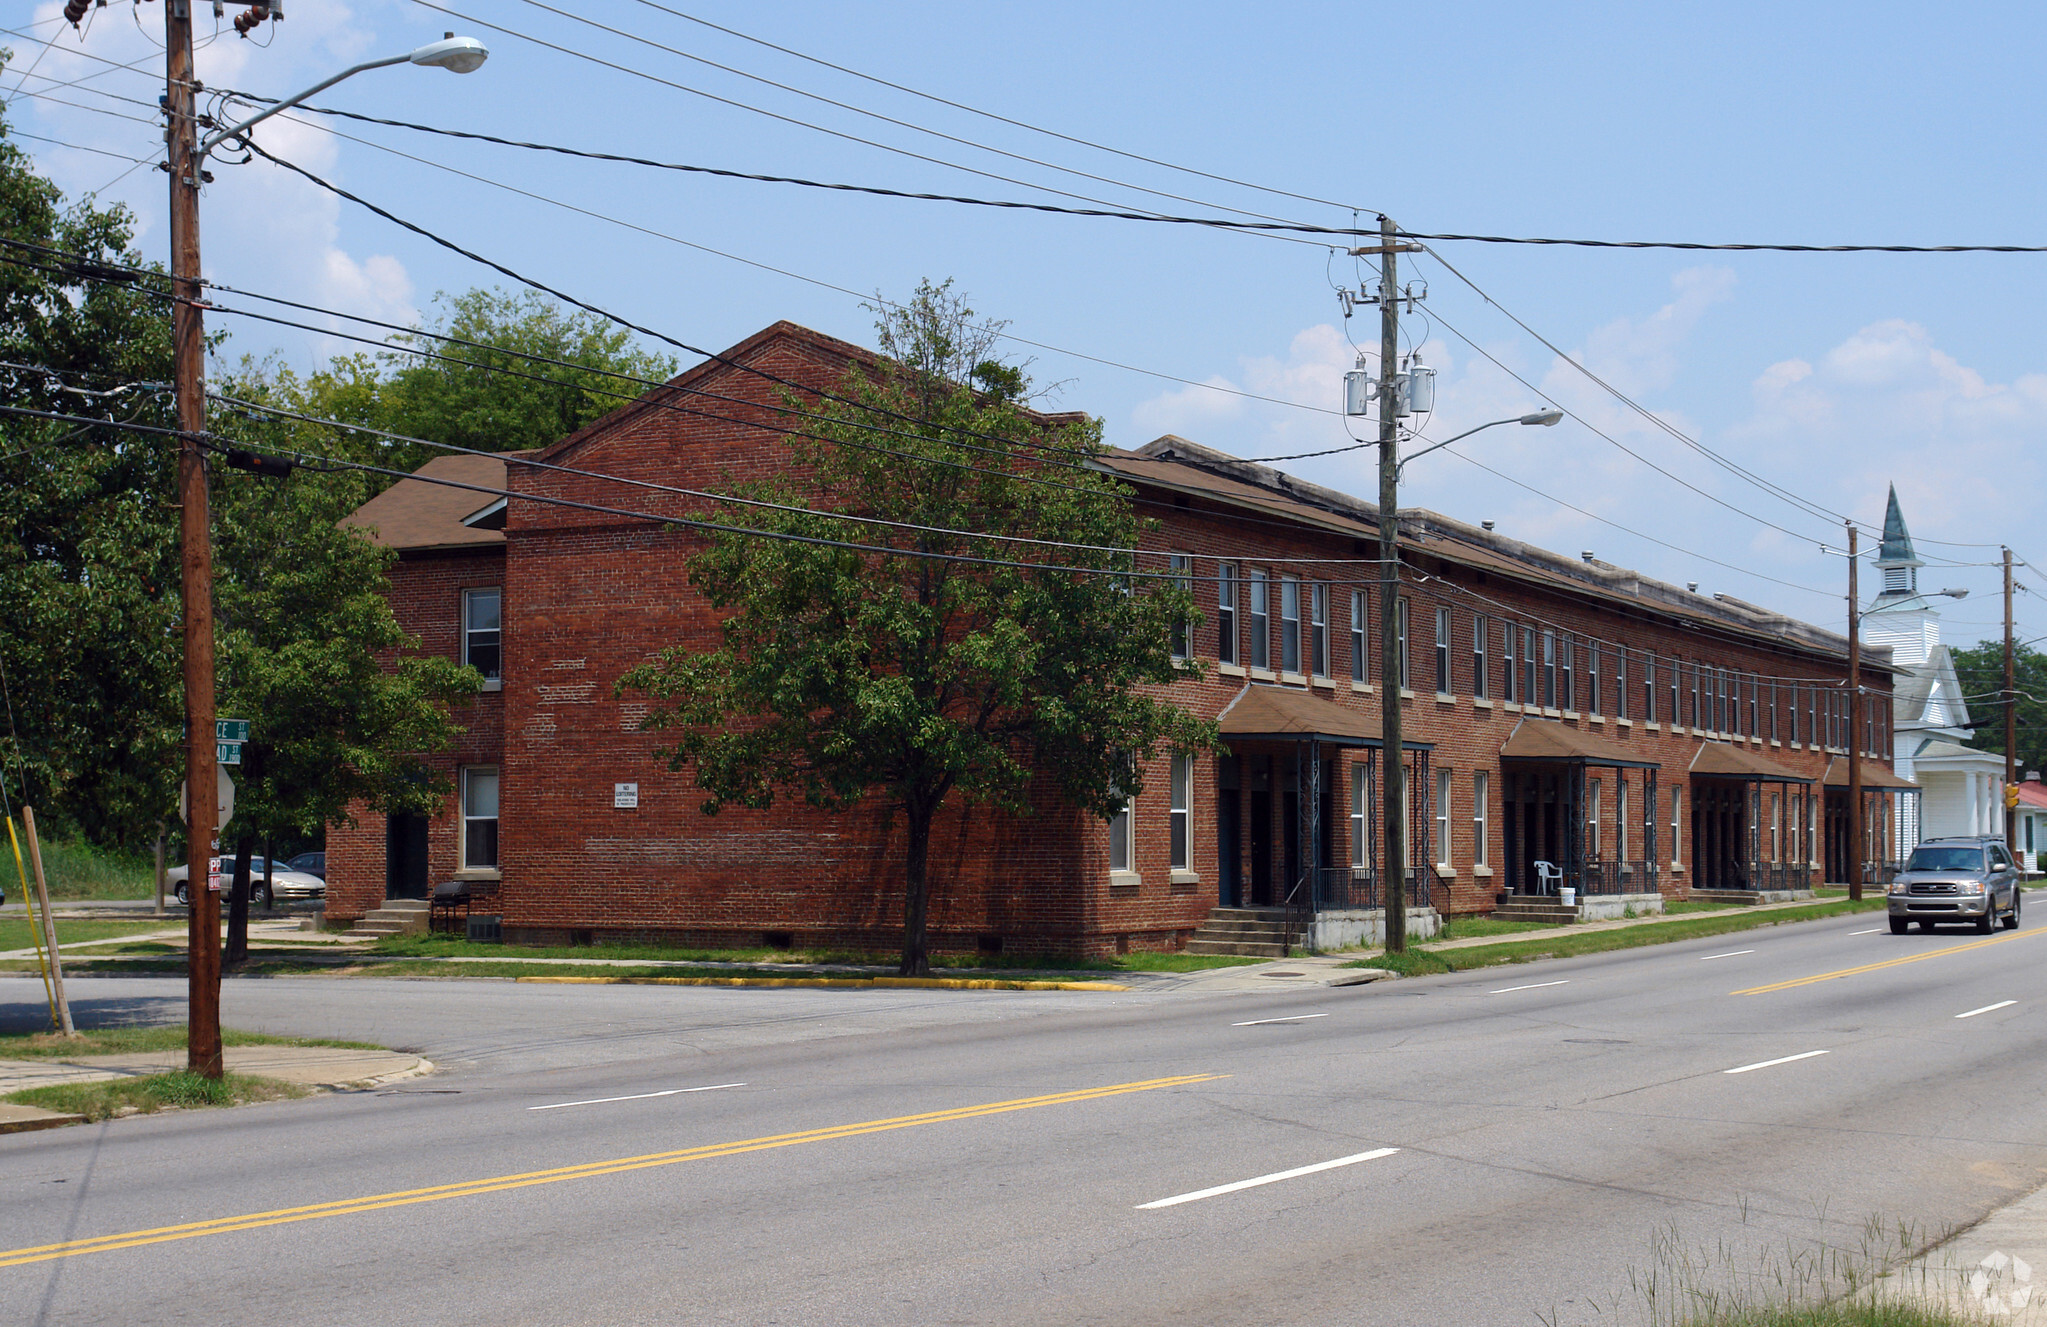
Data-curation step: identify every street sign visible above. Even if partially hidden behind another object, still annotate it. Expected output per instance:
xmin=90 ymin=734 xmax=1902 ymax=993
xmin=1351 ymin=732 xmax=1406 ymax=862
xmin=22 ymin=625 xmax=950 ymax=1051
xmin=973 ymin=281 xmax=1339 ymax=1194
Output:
xmin=217 ymin=742 xmax=242 ymax=766
xmin=216 ymin=719 xmax=250 ymax=743
xmin=178 ymin=764 xmax=236 ymax=830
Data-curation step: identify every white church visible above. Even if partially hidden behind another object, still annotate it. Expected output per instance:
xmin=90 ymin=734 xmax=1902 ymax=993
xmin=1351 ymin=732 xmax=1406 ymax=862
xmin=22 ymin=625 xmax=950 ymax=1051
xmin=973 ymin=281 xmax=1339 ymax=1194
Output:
xmin=1864 ymin=486 xmax=2006 ymax=848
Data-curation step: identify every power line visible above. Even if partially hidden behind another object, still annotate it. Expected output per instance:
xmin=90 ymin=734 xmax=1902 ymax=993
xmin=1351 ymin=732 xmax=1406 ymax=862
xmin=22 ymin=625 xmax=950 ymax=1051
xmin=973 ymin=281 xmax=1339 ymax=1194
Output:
xmin=625 ymin=0 xmax=1366 ymax=215
xmin=1408 ymin=230 xmax=2047 ymax=255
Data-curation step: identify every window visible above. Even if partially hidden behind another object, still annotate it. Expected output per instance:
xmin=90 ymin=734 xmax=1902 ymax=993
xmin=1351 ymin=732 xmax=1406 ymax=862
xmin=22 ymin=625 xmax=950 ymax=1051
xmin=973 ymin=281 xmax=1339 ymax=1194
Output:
xmin=1588 ymin=644 xmax=1602 ymax=716
xmin=460 ymin=766 xmax=500 ymax=870
xmin=1690 ymin=664 xmax=1702 ymax=731
xmin=1617 ymin=778 xmax=1629 ymax=860
xmin=1350 ymin=763 xmax=1375 ymax=868
xmin=1669 ymin=659 xmax=1679 ymax=729
xmin=462 ymin=587 xmax=502 ymax=681
xmin=1559 ymin=634 xmax=1575 ymax=711
xmin=1472 ymin=771 xmax=1490 ymax=866
xmin=1644 ymin=652 xmax=1656 ymax=723
xmin=1311 ymin=583 xmax=1330 ymax=678
xmin=1435 ymin=606 xmax=1452 ymax=694
xmin=1168 ymin=553 xmax=1193 ymax=660
xmin=1771 ymin=792 xmax=1782 ymax=861
xmin=1587 ymin=778 xmax=1602 ymax=860
xmin=1770 ymin=680 xmax=1779 ymax=742
xmin=1280 ymin=576 xmax=1301 ymax=674
xmin=1217 ymin=563 xmax=1238 ymax=665
xmin=1107 ymin=802 xmax=1132 ymax=873
xmin=1350 ymin=589 xmax=1368 ymax=683
xmin=1170 ymin=754 xmax=1192 ymax=871
xmin=1248 ymin=571 xmax=1270 ymax=669
xmin=1472 ymin=614 xmax=1488 ymax=699
xmin=1671 ymin=787 xmax=1684 ymax=866
xmin=1616 ymin=648 xmax=1628 ymax=721
xmin=1541 ymin=630 xmax=1557 ymax=709
xmin=1397 ymin=597 xmax=1411 ymax=690
xmin=1435 ymin=769 xmax=1453 ymax=867
xmin=1523 ymin=626 xmax=1538 ymax=706
xmin=1502 ymin=621 xmax=1518 ymax=702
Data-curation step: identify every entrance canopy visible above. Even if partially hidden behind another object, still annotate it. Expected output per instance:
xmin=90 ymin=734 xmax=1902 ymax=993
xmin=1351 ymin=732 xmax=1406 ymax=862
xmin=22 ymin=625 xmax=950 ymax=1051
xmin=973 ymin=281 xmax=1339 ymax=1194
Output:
xmin=1498 ymin=717 xmax=1659 ymax=769
xmin=1216 ymin=684 xmax=1432 ymax=751
xmin=1691 ymin=742 xmax=1812 ymax=783
xmin=1820 ymin=757 xmax=1920 ymax=791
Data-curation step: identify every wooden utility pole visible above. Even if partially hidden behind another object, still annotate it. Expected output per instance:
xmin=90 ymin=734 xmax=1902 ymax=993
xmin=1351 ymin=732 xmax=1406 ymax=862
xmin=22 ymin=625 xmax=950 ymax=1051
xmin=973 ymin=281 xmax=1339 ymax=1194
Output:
xmin=167 ymin=0 xmax=223 ymax=1078
xmin=1375 ymin=214 xmax=1408 ymax=953
xmin=1846 ymin=522 xmax=1863 ymax=900
xmin=2005 ymin=546 xmax=2018 ymax=850
xmin=22 ymin=807 xmax=74 ymax=1036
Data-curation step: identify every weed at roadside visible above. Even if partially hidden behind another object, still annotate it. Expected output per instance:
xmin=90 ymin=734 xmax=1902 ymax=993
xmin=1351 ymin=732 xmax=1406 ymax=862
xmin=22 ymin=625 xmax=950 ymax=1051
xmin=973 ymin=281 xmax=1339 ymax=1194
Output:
xmin=6 ymin=1072 xmax=307 ymax=1122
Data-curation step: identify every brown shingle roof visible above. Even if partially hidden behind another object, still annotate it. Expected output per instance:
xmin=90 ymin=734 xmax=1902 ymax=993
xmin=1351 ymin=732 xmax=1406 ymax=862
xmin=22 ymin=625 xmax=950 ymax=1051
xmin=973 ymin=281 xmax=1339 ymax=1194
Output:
xmin=1498 ymin=717 xmax=1660 ymax=768
xmin=1819 ymin=757 xmax=1920 ymax=790
xmin=340 ymin=453 xmax=515 ymax=552
xmin=1690 ymin=742 xmax=1811 ymax=782
xmin=1216 ymin=684 xmax=1396 ymax=747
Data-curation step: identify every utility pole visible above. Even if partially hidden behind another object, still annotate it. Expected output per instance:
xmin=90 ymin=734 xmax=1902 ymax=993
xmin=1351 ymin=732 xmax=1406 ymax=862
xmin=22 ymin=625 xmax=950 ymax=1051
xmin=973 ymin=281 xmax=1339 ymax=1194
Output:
xmin=1374 ymin=215 xmax=1409 ymax=953
xmin=1846 ymin=521 xmax=1863 ymax=901
xmin=2005 ymin=546 xmax=2017 ymax=851
xmin=167 ymin=0 xmax=222 ymax=1078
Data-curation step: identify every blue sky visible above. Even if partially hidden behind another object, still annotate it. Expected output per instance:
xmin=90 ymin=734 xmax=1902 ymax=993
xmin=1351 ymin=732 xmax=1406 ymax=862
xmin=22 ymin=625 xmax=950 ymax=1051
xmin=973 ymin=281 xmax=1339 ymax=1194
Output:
xmin=8 ymin=0 xmax=2047 ymax=657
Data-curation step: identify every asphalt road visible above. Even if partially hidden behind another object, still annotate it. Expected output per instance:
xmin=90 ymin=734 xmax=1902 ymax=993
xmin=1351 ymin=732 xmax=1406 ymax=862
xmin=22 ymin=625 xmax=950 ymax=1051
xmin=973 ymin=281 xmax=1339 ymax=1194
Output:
xmin=4 ymin=903 xmax=2046 ymax=1326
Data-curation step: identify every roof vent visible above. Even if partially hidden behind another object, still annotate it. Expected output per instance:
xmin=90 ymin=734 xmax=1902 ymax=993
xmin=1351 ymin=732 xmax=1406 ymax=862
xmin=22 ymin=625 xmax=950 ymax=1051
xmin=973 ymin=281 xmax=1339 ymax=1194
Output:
xmin=1687 ymin=581 xmax=1700 ymax=592
xmin=1481 ymin=520 xmax=1495 ymax=532
xmin=1581 ymin=550 xmax=1595 ymax=562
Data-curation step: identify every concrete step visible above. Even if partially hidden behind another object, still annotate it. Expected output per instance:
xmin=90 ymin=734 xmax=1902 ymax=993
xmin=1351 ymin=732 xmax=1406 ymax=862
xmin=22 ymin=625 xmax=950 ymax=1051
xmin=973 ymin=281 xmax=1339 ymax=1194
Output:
xmin=1194 ymin=919 xmax=1298 ymax=936
xmin=1491 ymin=901 xmax=1580 ymax=925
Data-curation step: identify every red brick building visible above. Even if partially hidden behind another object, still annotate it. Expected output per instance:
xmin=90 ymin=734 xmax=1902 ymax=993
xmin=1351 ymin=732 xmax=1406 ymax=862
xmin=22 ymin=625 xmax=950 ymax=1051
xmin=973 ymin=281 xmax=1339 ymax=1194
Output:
xmin=330 ymin=320 xmax=1908 ymax=956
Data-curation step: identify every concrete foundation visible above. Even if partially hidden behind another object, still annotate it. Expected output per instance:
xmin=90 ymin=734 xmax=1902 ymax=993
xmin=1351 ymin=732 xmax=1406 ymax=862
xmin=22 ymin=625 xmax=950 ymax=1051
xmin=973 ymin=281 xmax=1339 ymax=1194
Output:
xmin=1308 ymin=907 xmax=1442 ymax=951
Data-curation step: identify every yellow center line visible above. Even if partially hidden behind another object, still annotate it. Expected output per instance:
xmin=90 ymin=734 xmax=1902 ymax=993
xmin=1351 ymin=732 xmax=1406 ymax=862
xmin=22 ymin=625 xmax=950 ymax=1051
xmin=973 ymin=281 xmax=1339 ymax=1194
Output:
xmin=1735 ymin=925 xmax=2047 ymax=995
xmin=0 ymin=1072 xmax=1224 ymax=1268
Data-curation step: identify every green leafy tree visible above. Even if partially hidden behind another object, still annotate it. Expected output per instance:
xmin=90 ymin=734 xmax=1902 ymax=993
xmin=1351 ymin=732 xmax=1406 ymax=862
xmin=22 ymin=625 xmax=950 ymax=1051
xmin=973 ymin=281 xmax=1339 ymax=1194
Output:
xmin=1949 ymin=641 xmax=2047 ymax=777
xmin=620 ymin=281 xmax=1216 ymax=975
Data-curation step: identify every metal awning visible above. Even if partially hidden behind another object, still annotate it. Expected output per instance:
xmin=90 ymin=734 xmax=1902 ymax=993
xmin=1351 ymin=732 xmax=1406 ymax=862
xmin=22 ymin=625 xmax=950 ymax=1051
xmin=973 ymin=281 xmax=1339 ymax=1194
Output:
xmin=1820 ymin=757 xmax=1920 ymax=791
xmin=1498 ymin=717 xmax=1659 ymax=769
xmin=1214 ymin=683 xmax=1430 ymax=750
xmin=1689 ymin=742 xmax=1811 ymax=783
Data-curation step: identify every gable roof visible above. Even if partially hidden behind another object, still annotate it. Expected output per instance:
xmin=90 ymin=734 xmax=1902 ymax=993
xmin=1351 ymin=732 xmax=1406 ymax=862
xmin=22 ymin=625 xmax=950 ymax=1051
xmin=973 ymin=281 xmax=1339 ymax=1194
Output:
xmin=1819 ymin=757 xmax=1919 ymax=790
xmin=1498 ymin=717 xmax=1659 ymax=768
xmin=340 ymin=452 xmax=519 ymax=552
xmin=1891 ymin=644 xmax=1970 ymax=734
xmin=1215 ymin=683 xmax=1426 ymax=748
xmin=1689 ymin=741 xmax=1811 ymax=782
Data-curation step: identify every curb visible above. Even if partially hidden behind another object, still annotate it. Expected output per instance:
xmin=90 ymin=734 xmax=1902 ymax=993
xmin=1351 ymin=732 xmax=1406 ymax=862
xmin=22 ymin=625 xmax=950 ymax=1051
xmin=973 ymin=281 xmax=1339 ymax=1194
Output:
xmin=515 ymin=975 xmax=1131 ymax=993
xmin=0 ymin=1105 xmax=85 ymax=1134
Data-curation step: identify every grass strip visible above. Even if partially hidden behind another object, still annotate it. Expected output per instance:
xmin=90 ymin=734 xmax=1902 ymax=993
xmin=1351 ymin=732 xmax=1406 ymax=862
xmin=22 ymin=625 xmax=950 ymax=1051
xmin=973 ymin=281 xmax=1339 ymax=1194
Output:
xmin=5 ymin=1072 xmax=308 ymax=1123
xmin=1349 ymin=898 xmax=1887 ymax=975
xmin=0 ymin=1025 xmax=385 ymax=1058
xmin=0 ymin=919 xmax=179 ymax=953
xmin=368 ymin=934 xmax=1257 ymax=973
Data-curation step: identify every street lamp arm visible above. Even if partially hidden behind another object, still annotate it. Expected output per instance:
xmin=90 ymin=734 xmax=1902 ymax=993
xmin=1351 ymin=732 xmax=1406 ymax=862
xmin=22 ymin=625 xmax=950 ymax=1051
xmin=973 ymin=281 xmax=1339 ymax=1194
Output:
xmin=1395 ymin=408 xmax=1561 ymax=481
xmin=200 ymin=54 xmax=412 ymax=160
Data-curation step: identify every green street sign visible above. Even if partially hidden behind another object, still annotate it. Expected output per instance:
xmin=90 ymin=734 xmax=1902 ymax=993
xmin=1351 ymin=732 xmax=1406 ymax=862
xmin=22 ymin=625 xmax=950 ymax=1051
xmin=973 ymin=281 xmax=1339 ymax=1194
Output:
xmin=216 ymin=719 xmax=251 ymax=743
xmin=217 ymin=742 xmax=242 ymax=765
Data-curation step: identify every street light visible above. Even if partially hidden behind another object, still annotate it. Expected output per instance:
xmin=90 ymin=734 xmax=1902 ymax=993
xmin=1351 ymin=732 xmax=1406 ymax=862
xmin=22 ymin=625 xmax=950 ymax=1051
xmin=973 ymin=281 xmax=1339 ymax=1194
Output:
xmin=165 ymin=20 xmax=489 ymax=1077
xmin=199 ymin=34 xmax=489 ymax=160
xmin=1395 ymin=408 xmax=1564 ymax=481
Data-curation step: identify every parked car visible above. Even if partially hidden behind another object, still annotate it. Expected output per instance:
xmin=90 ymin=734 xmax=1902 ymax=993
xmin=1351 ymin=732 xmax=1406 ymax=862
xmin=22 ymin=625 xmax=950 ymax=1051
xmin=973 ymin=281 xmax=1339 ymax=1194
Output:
xmin=1887 ymin=837 xmax=2022 ymax=934
xmin=285 ymin=851 xmax=325 ymax=879
xmin=166 ymin=856 xmax=326 ymax=908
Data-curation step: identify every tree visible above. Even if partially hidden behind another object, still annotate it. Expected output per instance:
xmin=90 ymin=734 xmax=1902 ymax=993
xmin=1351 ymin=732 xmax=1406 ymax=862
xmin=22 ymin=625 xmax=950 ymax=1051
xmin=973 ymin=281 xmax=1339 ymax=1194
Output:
xmin=1949 ymin=640 xmax=2047 ymax=777
xmin=620 ymin=281 xmax=1216 ymax=975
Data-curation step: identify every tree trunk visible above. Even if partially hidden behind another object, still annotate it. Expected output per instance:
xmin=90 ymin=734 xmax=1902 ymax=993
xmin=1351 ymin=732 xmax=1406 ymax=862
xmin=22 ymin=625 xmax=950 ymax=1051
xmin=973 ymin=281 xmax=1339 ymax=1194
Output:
xmin=899 ymin=803 xmax=937 ymax=977
xmin=225 ymin=834 xmax=254 ymax=967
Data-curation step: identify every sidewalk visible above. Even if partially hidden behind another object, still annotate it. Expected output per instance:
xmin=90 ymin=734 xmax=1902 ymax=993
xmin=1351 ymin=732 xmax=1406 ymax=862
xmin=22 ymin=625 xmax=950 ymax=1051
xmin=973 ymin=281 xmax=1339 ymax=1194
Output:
xmin=1882 ymin=1176 xmax=2047 ymax=1322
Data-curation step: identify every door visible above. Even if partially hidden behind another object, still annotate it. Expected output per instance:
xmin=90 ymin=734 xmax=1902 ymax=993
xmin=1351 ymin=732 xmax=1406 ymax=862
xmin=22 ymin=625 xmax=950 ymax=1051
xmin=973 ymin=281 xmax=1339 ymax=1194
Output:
xmin=1218 ymin=789 xmax=1241 ymax=907
xmin=1249 ymin=790 xmax=1272 ymax=906
xmin=385 ymin=813 xmax=430 ymax=900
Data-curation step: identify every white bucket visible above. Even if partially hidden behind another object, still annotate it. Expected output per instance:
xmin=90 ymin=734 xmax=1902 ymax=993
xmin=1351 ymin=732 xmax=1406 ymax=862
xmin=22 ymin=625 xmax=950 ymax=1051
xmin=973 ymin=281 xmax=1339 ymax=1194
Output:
xmin=1559 ymin=887 xmax=1577 ymax=908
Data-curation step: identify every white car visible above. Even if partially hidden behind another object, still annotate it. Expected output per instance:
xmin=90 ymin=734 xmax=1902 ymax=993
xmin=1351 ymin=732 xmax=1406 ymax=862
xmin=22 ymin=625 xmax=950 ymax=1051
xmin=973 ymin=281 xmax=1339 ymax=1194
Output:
xmin=166 ymin=856 xmax=326 ymax=908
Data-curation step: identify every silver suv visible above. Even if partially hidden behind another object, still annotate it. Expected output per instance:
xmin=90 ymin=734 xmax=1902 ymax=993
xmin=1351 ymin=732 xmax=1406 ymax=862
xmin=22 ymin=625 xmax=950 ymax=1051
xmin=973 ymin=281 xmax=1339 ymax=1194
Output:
xmin=1887 ymin=837 xmax=2022 ymax=934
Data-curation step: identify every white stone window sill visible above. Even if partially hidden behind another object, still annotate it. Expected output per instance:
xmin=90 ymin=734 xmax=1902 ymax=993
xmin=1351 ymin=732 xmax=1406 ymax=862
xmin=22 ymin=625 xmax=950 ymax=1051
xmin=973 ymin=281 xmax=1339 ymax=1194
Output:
xmin=453 ymin=868 xmax=501 ymax=882
xmin=1563 ymin=710 xmax=1581 ymax=721
xmin=1645 ymin=722 xmax=1661 ymax=732
xmin=1771 ymin=739 xmax=1782 ymax=747
xmin=1471 ymin=864 xmax=1494 ymax=878
xmin=1250 ymin=667 xmax=1277 ymax=682
xmin=1281 ymin=671 xmax=1308 ymax=686
xmin=1545 ymin=708 xmax=1563 ymax=719
xmin=1311 ymin=676 xmax=1337 ymax=690
xmin=1435 ymin=692 xmax=1456 ymax=705
xmin=1669 ymin=863 xmax=1685 ymax=874
xmin=480 ymin=678 xmax=504 ymax=693
xmin=1618 ymin=718 xmax=1633 ymax=729
xmin=1504 ymin=702 xmax=1523 ymax=713
xmin=1472 ymin=697 xmax=1494 ymax=710
xmin=1434 ymin=865 xmax=1458 ymax=879
xmin=1109 ymin=870 xmax=1142 ymax=889
xmin=1399 ymin=688 xmax=1417 ymax=701
xmin=1218 ymin=662 xmax=1247 ymax=678
xmin=1169 ymin=869 xmax=1201 ymax=885
xmin=1589 ymin=715 xmax=1605 ymax=726
xmin=1351 ymin=681 xmax=1374 ymax=694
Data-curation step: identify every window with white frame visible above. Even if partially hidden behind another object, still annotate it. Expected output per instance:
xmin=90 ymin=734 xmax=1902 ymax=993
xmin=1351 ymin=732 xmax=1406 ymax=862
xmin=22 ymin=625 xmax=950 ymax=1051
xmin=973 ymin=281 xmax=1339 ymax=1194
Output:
xmin=1671 ymin=786 xmax=1684 ymax=866
xmin=1248 ymin=570 xmax=1270 ymax=669
xmin=1616 ymin=647 xmax=1628 ymax=721
xmin=1435 ymin=606 xmax=1452 ymax=694
xmin=1350 ymin=589 xmax=1368 ymax=683
xmin=1107 ymin=800 xmax=1133 ymax=874
xmin=462 ymin=587 xmax=502 ymax=681
xmin=1472 ymin=614 xmax=1488 ymax=699
xmin=1311 ymin=583 xmax=1330 ymax=678
xmin=1435 ymin=768 xmax=1453 ymax=867
xmin=1541 ymin=630 xmax=1557 ymax=709
xmin=1770 ymin=680 xmax=1779 ymax=742
xmin=1502 ymin=621 xmax=1518 ymax=702
xmin=1587 ymin=777 xmax=1602 ymax=860
xmin=1350 ymin=762 xmax=1373 ymax=867
xmin=1170 ymin=754 xmax=1192 ymax=871
xmin=1588 ymin=643 xmax=1602 ymax=716
xmin=1771 ymin=792 xmax=1782 ymax=861
xmin=1559 ymin=634 xmax=1575 ymax=710
xmin=1397 ymin=598 xmax=1411 ymax=690
xmin=1523 ymin=626 xmax=1539 ymax=705
xmin=1168 ymin=553 xmax=1193 ymax=660
xmin=1617 ymin=777 xmax=1629 ymax=860
xmin=1472 ymin=771 xmax=1490 ymax=866
xmin=1217 ymin=563 xmax=1238 ymax=665
xmin=1645 ymin=652 xmax=1657 ymax=723
xmin=1280 ymin=576 xmax=1301 ymax=674
xmin=461 ymin=766 xmax=500 ymax=871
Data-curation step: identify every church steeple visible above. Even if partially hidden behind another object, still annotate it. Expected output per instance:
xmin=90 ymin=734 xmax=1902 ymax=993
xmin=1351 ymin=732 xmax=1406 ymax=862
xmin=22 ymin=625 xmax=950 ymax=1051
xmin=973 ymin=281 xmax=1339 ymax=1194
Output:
xmin=1875 ymin=484 xmax=1922 ymax=600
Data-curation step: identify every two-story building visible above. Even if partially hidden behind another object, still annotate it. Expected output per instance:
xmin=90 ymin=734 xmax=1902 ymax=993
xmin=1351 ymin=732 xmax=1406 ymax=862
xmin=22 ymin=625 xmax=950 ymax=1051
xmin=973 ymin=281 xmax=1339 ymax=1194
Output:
xmin=330 ymin=319 xmax=1910 ymax=957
